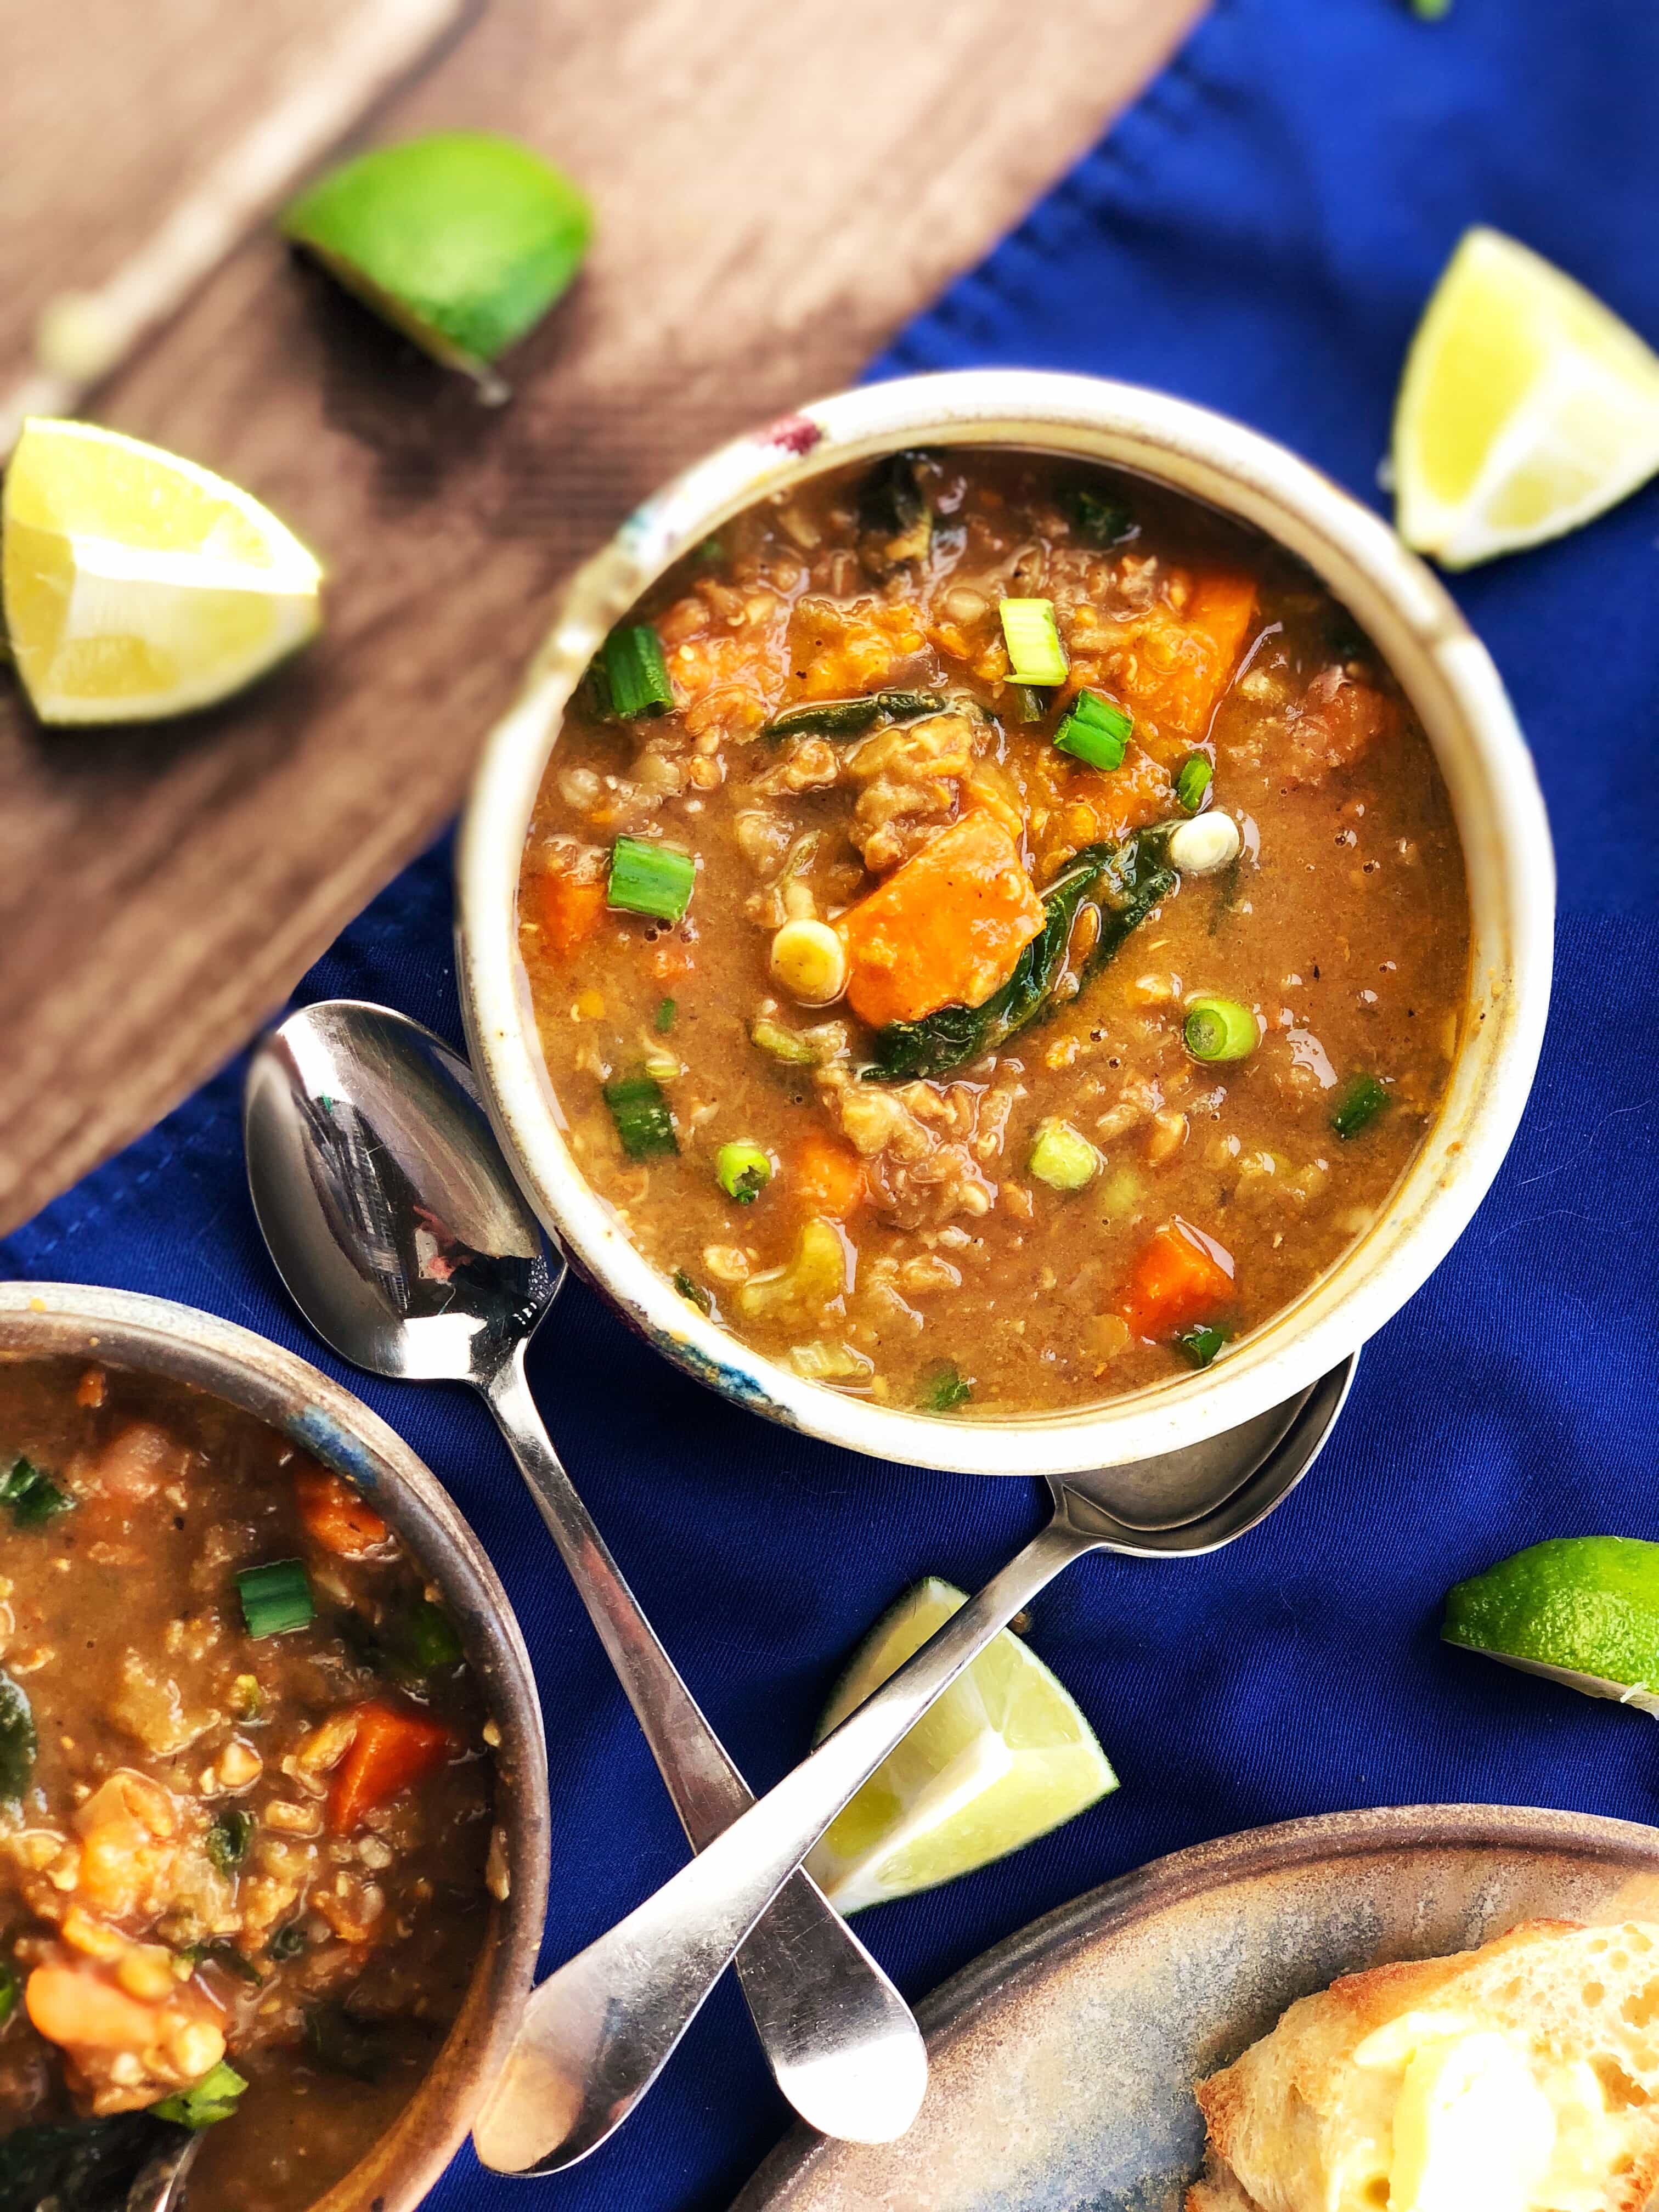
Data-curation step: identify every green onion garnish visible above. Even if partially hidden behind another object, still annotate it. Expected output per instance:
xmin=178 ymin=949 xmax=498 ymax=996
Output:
xmin=1063 ymin=486 xmax=1135 ymax=547
xmin=0 ymin=1960 xmax=18 ymax=2027
xmin=1175 ymin=754 xmax=1214 ymax=812
xmin=597 ymin=624 xmax=673 ymax=719
xmin=1027 ymin=1119 xmax=1100 ymax=1192
xmin=1330 ymin=1073 xmax=1391 ymax=1139
xmin=607 ymin=836 xmax=695 ymax=923
xmin=1175 ymin=1323 xmax=1230 ymax=1369
xmin=236 ymin=1559 xmax=314 ymax=1639
xmin=1183 ymin=996 xmax=1257 ymax=1063
xmin=653 ymin=997 xmax=677 ymax=1034
xmin=396 ymin=1600 xmax=464 ymax=1675
xmin=673 ymin=1267 xmax=713 ymax=1316
xmin=716 ymin=1142 xmax=772 ymax=1204
xmin=921 ymin=1362 xmax=973 ymax=1413
xmin=1053 ymin=689 xmax=1132 ymax=772
xmin=206 ymin=1811 xmax=253 ymax=1873
xmin=603 ymin=1073 xmax=678 ymax=1159
xmin=152 ymin=2059 xmax=249 ymax=2130
xmin=0 ymin=1457 xmax=74 ymax=1529
xmin=999 ymin=598 xmax=1068 ymax=686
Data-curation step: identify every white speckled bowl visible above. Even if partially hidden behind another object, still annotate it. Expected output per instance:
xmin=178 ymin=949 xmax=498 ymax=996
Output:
xmin=456 ymin=369 xmax=1553 ymax=1480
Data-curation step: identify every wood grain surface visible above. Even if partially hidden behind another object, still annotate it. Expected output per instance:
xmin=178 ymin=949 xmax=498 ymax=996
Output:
xmin=0 ymin=0 xmax=1201 ymax=1232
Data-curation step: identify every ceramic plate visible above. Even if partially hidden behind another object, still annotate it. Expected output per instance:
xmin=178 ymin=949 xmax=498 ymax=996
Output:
xmin=733 ymin=1804 xmax=1659 ymax=2212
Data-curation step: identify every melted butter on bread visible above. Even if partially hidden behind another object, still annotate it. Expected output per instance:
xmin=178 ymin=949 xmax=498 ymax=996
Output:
xmin=1188 ymin=1922 xmax=1659 ymax=2212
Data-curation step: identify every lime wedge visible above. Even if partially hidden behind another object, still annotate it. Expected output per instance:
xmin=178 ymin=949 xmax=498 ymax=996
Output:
xmin=1393 ymin=227 xmax=1659 ymax=568
xmin=1443 ymin=1536 xmax=1659 ymax=1713
xmin=804 ymin=1577 xmax=1117 ymax=1914
xmin=280 ymin=132 xmax=592 ymax=385
xmin=2 ymin=419 xmax=321 ymax=725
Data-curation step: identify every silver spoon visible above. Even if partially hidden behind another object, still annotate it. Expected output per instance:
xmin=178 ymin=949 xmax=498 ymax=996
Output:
xmin=471 ymin=1355 xmax=1356 ymax=2171
xmin=125 ymin=2129 xmax=200 ymax=2212
xmin=242 ymin=998 xmax=928 ymax=2146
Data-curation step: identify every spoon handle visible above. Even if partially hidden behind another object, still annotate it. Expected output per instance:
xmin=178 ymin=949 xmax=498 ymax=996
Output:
xmin=471 ymin=1509 xmax=1095 ymax=2174
xmin=478 ymin=1345 xmax=926 ymax=2146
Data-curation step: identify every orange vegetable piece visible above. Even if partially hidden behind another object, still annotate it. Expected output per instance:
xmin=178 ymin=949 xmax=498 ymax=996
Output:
xmin=27 ymin=1966 xmax=162 ymax=2053
xmin=836 ymin=814 xmax=1047 ymax=1029
xmin=536 ymin=868 xmax=607 ymax=957
xmin=295 ymin=1464 xmax=390 ymax=1559
xmin=794 ymin=1133 xmax=867 ymax=1220
xmin=1119 ymin=1221 xmax=1235 ymax=1339
xmin=1117 ymin=573 xmax=1259 ymax=743
xmin=329 ymin=1700 xmax=454 ymax=1833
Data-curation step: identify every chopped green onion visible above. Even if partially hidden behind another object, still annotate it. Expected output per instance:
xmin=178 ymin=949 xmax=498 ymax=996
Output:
xmin=716 ymin=1141 xmax=772 ymax=1204
xmin=749 ymin=1018 xmax=819 ymax=1065
xmin=236 ymin=1559 xmax=314 ymax=1639
xmin=603 ymin=1073 xmax=678 ymax=1159
xmin=0 ymin=1961 xmax=18 ymax=2028
xmin=1063 ymin=486 xmax=1136 ymax=547
xmin=1053 ymin=689 xmax=1132 ymax=772
xmin=1183 ymin=996 xmax=1257 ymax=1063
xmin=396 ymin=1601 xmax=464 ymax=1675
xmin=1027 ymin=1118 xmax=1100 ymax=1192
xmin=1331 ymin=1073 xmax=1392 ymax=1139
xmin=152 ymin=2060 xmax=248 ymax=2130
xmin=206 ymin=1812 xmax=253 ymax=1874
xmin=999 ymin=597 xmax=1068 ymax=686
xmin=1018 ymin=685 xmax=1047 ymax=724
xmin=763 ymin=689 xmax=943 ymax=741
xmin=1176 ymin=1323 xmax=1230 ymax=1369
xmin=921 ymin=1362 xmax=973 ymax=1413
xmin=596 ymin=624 xmax=673 ymax=719
xmin=653 ymin=997 xmax=676 ymax=1034
xmin=673 ymin=1267 xmax=713 ymax=1316
xmin=0 ymin=1457 xmax=74 ymax=1529
xmin=1175 ymin=754 xmax=1214 ymax=812
xmin=607 ymin=836 xmax=695 ymax=923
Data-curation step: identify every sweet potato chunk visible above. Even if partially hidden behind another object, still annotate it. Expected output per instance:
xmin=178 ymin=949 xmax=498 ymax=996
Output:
xmin=1115 ymin=573 xmax=1259 ymax=746
xmin=835 ymin=814 xmax=1047 ymax=1029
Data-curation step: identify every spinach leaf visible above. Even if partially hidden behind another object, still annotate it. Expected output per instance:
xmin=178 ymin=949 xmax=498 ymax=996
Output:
xmin=0 ymin=2112 xmax=172 ymax=2212
xmin=0 ymin=1671 xmax=36 ymax=1807
xmin=862 ymin=829 xmax=1178 ymax=1083
xmin=857 ymin=450 xmax=932 ymax=565
xmin=763 ymin=689 xmax=943 ymax=742
xmin=0 ymin=1458 xmax=73 ymax=1530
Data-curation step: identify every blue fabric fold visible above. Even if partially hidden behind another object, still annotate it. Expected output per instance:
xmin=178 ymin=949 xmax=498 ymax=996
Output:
xmin=5 ymin=2 xmax=1657 ymax=2206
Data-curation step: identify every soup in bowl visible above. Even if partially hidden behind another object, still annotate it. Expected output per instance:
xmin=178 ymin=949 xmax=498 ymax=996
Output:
xmin=458 ymin=371 xmax=1551 ymax=1477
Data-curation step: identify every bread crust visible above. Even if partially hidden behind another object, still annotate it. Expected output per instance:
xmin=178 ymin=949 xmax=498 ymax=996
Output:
xmin=1189 ymin=1918 xmax=1659 ymax=2212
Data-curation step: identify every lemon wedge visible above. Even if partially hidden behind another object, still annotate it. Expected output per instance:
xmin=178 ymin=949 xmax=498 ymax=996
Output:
xmin=2 ymin=419 xmax=321 ymax=725
xmin=1393 ymin=228 xmax=1659 ymax=568
xmin=804 ymin=1576 xmax=1116 ymax=1914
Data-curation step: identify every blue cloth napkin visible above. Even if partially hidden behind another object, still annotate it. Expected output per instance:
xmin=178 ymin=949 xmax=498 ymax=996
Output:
xmin=7 ymin=0 xmax=1659 ymax=2205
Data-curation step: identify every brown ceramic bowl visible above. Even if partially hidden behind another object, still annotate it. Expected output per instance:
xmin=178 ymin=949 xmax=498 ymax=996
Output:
xmin=0 ymin=1280 xmax=551 ymax=2212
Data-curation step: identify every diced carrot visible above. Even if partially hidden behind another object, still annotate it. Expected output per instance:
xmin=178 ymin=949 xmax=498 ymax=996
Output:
xmin=1118 ymin=1221 xmax=1235 ymax=1339
xmin=295 ymin=1464 xmax=390 ymax=1559
xmin=27 ymin=1965 xmax=162 ymax=2053
xmin=329 ymin=1700 xmax=454 ymax=1833
xmin=536 ymin=868 xmax=607 ymax=957
xmin=836 ymin=814 xmax=1047 ymax=1029
xmin=1115 ymin=573 xmax=1259 ymax=744
xmin=794 ymin=1133 xmax=867 ymax=1220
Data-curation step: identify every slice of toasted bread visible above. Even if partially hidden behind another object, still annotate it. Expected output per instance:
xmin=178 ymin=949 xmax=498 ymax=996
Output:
xmin=1183 ymin=2155 xmax=1262 ymax=2210
xmin=1190 ymin=1919 xmax=1659 ymax=2212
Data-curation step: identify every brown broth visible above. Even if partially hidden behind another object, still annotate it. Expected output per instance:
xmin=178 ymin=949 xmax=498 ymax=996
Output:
xmin=517 ymin=453 xmax=1470 ymax=1415
xmin=0 ymin=1359 xmax=495 ymax=2212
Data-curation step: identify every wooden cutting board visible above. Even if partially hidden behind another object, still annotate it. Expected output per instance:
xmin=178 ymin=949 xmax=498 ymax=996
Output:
xmin=0 ymin=0 xmax=1201 ymax=1231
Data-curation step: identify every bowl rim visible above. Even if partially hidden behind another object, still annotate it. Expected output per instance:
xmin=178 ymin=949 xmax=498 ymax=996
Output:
xmin=456 ymin=366 xmax=1555 ymax=1478
xmin=0 ymin=1279 xmax=551 ymax=2212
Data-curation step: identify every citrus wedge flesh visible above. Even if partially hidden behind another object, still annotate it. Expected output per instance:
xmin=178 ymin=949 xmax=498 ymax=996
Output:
xmin=1393 ymin=227 xmax=1659 ymax=568
xmin=280 ymin=131 xmax=592 ymax=380
xmin=1443 ymin=1536 xmax=1659 ymax=1715
xmin=804 ymin=1576 xmax=1116 ymax=1914
xmin=2 ymin=419 xmax=321 ymax=725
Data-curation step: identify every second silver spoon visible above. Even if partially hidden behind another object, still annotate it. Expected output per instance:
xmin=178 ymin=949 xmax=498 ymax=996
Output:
xmin=243 ymin=998 xmax=927 ymax=2147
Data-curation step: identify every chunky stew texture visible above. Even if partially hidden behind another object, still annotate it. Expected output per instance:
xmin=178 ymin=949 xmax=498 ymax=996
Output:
xmin=518 ymin=452 xmax=1470 ymax=1413
xmin=0 ymin=1359 xmax=497 ymax=2212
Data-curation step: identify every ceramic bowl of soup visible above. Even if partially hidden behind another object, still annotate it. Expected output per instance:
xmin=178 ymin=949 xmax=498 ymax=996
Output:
xmin=0 ymin=1281 xmax=549 ymax=2212
xmin=456 ymin=369 xmax=1552 ymax=1479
